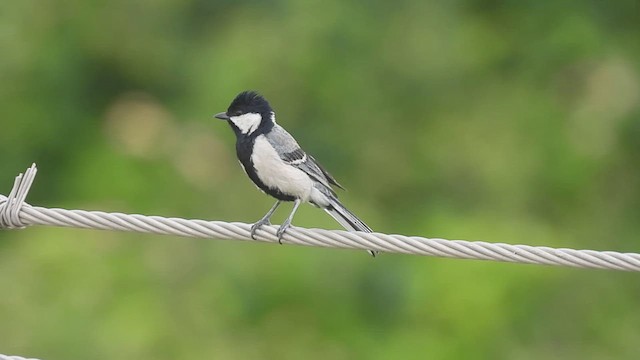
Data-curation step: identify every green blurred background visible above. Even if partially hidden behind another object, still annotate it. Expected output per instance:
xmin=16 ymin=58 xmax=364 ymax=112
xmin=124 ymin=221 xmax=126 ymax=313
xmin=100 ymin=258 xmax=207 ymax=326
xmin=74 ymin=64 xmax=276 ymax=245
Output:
xmin=1 ymin=1 xmax=640 ymax=359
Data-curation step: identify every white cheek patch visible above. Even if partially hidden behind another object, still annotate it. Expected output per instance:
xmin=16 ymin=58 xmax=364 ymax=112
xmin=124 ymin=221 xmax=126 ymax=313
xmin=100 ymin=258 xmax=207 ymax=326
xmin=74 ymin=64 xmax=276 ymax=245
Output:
xmin=230 ymin=113 xmax=262 ymax=134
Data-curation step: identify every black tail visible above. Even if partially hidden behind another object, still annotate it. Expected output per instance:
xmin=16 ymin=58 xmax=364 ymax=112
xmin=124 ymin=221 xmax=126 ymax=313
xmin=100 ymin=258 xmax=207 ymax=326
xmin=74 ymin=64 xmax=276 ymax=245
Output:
xmin=323 ymin=197 xmax=377 ymax=257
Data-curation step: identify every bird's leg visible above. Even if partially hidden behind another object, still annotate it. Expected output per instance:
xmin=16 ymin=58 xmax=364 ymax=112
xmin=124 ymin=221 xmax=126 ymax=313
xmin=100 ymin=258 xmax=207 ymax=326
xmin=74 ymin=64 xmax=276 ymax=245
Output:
xmin=250 ymin=200 xmax=281 ymax=239
xmin=277 ymin=199 xmax=301 ymax=244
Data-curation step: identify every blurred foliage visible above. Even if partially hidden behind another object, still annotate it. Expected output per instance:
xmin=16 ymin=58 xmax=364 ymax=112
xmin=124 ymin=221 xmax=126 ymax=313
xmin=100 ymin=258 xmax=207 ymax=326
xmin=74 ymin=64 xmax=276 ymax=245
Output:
xmin=1 ymin=0 xmax=640 ymax=359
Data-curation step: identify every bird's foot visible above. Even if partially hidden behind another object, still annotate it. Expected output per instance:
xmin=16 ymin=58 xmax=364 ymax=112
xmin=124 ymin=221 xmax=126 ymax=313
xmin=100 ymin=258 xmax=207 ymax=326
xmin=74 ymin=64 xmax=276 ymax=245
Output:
xmin=250 ymin=218 xmax=271 ymax=239
xmin=276 ymin=220 xmax=292 ymax=244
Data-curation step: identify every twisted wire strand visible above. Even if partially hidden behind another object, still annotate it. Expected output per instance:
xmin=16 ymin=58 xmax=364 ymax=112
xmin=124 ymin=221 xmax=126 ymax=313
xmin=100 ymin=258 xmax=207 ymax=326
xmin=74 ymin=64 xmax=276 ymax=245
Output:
xmin=0 ymin=355 xmax=41 ymax=360
xmin=2 ymin=164 xmax=640 ymax=271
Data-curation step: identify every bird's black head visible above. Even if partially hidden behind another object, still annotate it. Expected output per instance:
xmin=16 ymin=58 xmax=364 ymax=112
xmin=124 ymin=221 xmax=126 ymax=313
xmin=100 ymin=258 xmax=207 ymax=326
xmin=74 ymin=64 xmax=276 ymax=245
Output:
xmin=214 ymin=91 xmax=275 ymax=136
xmin=227 ymin=91 xmax=272 ymax=116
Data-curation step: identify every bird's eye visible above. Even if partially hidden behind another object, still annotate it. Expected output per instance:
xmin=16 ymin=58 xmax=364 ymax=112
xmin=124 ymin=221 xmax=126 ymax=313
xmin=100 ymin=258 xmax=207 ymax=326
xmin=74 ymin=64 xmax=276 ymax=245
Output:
xmin=234 ymin=110 xmax=243 ymax=116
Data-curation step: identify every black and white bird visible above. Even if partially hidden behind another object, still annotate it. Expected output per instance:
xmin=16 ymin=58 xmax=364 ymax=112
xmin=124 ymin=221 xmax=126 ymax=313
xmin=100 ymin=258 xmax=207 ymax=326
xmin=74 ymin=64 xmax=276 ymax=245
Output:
xmin=214 ymin=91 xmax=375 ymax=256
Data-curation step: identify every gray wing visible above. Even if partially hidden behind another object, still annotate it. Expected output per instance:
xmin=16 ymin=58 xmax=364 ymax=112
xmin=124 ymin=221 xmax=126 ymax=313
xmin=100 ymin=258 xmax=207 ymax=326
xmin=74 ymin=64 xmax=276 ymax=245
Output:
xmin=265 ymin=126 xmax=344 ymax=194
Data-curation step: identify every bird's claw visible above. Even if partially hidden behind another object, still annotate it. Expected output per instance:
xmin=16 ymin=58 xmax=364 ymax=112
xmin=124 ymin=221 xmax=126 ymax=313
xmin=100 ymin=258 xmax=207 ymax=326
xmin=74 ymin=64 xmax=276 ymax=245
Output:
xmin=250 ymin=219 xmax=271 ymax=239
xmin=276 ymin=221 xmax=292 ymax=245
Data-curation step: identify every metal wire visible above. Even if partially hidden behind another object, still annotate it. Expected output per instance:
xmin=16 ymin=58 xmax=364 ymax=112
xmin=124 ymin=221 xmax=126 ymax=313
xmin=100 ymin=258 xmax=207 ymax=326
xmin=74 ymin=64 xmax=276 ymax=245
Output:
xmin=2 ymin=164 xmax=640 ymax=271
xmin=0 ymin=355 xmax=41 ymax=360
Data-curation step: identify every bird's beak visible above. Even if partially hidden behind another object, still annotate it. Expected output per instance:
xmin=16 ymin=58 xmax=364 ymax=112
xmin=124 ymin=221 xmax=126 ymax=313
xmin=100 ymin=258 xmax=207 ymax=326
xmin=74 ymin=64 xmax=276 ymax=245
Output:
xmin=214 ymin=112 xmax=230 ymax=120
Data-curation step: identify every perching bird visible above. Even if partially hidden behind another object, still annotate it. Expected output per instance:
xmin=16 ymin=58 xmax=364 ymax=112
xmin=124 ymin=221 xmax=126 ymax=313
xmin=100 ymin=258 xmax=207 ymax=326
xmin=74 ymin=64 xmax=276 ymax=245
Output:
xmin=214 ymin=91 xmax=376 ymax=256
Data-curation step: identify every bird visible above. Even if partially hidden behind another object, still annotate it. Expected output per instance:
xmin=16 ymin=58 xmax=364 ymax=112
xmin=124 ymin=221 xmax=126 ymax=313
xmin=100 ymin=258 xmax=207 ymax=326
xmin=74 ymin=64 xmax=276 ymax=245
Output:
xmin=214 ymin=91 xmax=376 ymax=256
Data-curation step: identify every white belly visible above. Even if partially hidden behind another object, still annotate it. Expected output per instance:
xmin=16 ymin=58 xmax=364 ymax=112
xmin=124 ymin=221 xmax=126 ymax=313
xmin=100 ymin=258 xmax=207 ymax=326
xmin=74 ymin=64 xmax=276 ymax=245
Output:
xmin=251 ymin=135 xmax=314 ymax=200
